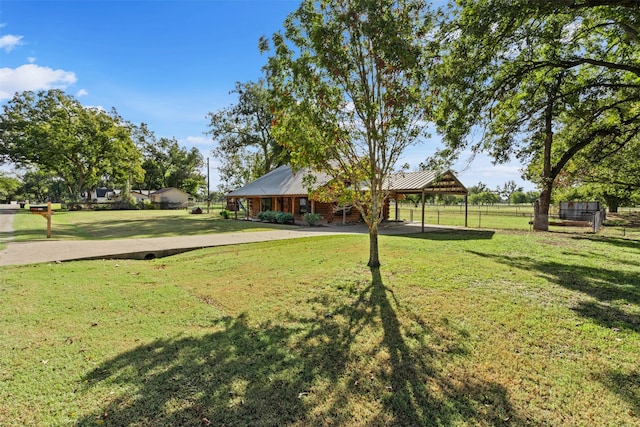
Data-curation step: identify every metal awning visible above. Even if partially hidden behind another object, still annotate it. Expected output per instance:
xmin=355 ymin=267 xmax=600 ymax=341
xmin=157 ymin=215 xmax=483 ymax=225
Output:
xmin=385 ymin=170 xmax=469 ymax=231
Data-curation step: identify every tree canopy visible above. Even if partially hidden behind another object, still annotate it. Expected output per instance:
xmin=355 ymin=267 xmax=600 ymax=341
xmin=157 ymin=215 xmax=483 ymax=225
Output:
xmin=206 ymin=80 xmax=288 ymax=193
xmin=0 ymin=174 xmax=20 ymax=203
xmin=0 ymin=90 xmax=144 ymax=201
xmin=560 ymin=135 xmax=640 ymax=211
xmin=263 ymin=0 xmax=434 ymax=267
xmin=433 ymin=0 xmax=640 ymax=229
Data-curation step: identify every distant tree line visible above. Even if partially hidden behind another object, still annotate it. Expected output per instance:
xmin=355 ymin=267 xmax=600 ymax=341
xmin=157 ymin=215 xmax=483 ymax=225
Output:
xmin=0 ymin=90 xmax=207 ymax=204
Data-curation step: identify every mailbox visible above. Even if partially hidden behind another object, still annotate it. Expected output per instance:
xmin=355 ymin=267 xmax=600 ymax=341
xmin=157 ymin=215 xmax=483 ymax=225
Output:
xmin=30 ymin=205 xmax=49 ymax=213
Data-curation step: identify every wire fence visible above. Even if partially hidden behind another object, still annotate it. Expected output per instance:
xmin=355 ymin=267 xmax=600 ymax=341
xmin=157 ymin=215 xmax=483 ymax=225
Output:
xmin=391 ymin=203 xmax=613 ymax=232
xmin=392 ymin=203 xmax=536 ymax=230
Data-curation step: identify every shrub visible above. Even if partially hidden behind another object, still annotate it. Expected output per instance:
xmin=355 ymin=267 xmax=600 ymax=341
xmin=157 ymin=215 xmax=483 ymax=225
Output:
xmin=141 ymin=200 xmax=159 ymax=210
xmin=258 ymin=210 xmax=293 ymax=224
xmin=219 ymin=209 xmax=231 ymax=219
xmin=303 ymin=212 xmax=322 ymax=226
xmin=275 ymin=212 xmax=294 ymax=224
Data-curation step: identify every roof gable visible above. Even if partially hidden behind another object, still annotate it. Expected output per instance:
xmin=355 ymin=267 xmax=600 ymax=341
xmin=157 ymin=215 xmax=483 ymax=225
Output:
xmin=386 ymin=170 xmax=468 ymax=194
xmin=228 ymin=165 xmax=331 ymax=197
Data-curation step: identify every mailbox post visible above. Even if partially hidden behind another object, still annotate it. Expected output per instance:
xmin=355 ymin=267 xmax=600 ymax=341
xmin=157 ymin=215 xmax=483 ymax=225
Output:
xmin=30 ymin=202 xmax=54 ymax=238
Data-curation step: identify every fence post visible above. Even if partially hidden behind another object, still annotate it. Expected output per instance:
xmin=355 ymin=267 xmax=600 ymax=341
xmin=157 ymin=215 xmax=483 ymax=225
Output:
xmin=437 ymin=209 xmax=440 ymax=225
xmin=478 ymin=211 xmax=482 ymax=228
xmin=410 ymin=209 xmax=413 ymax=224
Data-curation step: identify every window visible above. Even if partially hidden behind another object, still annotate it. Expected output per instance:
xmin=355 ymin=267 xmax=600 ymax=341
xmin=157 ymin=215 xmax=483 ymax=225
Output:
xmin=261 ymin=198 xmax=272 ymax=212
xmin=299 ymin=198 xmax=308 ymax=214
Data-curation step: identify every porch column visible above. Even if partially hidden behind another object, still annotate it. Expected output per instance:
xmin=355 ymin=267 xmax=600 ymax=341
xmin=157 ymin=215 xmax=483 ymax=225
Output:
xmin=395 ymin=194 xmax=399 ymax=221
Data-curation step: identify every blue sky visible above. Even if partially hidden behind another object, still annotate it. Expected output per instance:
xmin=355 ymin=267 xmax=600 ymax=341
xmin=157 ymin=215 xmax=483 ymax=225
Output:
xmin=0 ymin=0 xmax=534 ymax=192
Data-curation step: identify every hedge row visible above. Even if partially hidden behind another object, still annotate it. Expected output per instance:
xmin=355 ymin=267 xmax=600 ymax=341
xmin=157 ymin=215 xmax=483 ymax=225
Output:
xmin=257 ymin=210 xmax=294 ymax=224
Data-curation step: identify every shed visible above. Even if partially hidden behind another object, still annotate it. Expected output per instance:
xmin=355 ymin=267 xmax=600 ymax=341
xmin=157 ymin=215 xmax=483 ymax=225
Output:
xmin=559 ymin=201 xmax=602 ymax=221
xmin=150 ymin=187 xmax=191 ymax=209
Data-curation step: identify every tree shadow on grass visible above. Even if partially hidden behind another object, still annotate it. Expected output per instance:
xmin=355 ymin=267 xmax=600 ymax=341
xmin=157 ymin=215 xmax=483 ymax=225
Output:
xmin=78 ymin=315 xmax=309 ymax=426
xmin=77 ymin=269 xmax=521 ymax=426
xmin=402 ymin=229 xmax=496 ymax=241
xmin=570 ymin=233 xmax=640 ymax=252
xmin=599 ymin=368 xmax=640 ymax=416
xmin=466 ymin=250 xmax=640 ymax=332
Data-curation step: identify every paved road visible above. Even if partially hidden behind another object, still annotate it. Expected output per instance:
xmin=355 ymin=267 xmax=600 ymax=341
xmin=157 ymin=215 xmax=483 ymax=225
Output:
xmin=0 ymin=205 xmax=426 ymax=266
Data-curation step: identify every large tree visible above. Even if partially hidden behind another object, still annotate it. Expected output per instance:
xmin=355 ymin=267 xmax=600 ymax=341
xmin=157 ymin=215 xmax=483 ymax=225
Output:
xmin=206 ymin=80 xmax=288 ymax=192
xmin=0 ymin=90 xmax=143 ymax=201
xmin=264 ymin=0 xmax=433 ymax=268
xmin=433 ymin=0 xmax=640 ymax=230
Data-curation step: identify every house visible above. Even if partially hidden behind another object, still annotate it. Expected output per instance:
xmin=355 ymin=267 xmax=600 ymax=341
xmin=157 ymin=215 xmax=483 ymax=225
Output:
xmin=84 ymin=187 xmax=118 ymax=202
xmin=226 ymin=165 xmax=354 ymax=223
xmin=150 ymin=187 xmax=191 ymax=209
xmin=226 ymin=165 xmax=468 ymax=227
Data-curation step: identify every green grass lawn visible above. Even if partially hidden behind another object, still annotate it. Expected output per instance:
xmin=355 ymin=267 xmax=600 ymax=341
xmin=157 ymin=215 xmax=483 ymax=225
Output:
xmin=10 ymin=208 xmax=293 ymax=241
xmin=1 ymin=229 xmax=638 ymax=426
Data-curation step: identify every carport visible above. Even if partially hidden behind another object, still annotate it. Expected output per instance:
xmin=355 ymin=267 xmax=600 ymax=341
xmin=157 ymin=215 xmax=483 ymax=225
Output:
xmin=386 ymin=170 xmax=468 ymax=232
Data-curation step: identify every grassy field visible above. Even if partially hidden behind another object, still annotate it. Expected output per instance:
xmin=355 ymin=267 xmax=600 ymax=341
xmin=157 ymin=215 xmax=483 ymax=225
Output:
xmin=9 ymin=207 xmax=292 ymax=241
xmin=1 ymin=229 xmax=638 ymax=426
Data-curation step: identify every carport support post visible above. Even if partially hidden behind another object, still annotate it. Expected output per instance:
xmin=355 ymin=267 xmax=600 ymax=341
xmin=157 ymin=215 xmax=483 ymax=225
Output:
xmin=421 ymin=190 xmax=425 ymax=233
xmin=465 ymin=195 xmax=469 ymax=227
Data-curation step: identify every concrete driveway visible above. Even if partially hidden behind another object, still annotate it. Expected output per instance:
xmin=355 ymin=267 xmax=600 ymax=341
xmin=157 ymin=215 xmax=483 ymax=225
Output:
xmin=0 ymin=204 xmax=426 ymax=266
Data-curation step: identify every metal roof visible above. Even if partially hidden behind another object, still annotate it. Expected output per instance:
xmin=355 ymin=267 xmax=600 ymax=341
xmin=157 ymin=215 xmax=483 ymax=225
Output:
xmin=386 ymin=170 xmax=468 ymax=195
xmin=228 ymin=166 xmax=467 ymax=197
xmin=227 ymin=165 xmax=331 ymax=197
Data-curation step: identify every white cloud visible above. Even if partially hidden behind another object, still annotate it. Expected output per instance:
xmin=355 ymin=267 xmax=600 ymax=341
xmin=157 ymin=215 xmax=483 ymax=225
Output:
xmin=0 ymin=34 xmax=23 ymax=52
xmin=27 ymin=56 xmax=36 ymax=63
xmin=85 ymin=104 xmax=106 ymax=111
xmin=0 ymin=64 xmax=77 ymax=100
xmin=182 ymin=135 xmax=211 ymax=146
xmin=76 ymin=89 xmax=89 ymax=97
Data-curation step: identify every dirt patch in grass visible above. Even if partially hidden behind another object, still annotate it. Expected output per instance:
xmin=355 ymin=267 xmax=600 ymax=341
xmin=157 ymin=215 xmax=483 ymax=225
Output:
xmin=608 ymin=212 xmax=640 ymax=227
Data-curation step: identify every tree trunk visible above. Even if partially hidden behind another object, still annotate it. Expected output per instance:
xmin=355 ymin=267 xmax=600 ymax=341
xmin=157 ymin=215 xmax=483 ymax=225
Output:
xmin=603 ymin=194 xmax=619 ymax=213
xmin=533 ymin=84 xmax=556 ymax=232
xmin=368 ymin=228 xmax=380 ymax=268
xmin=533 ymin=186 xmax=552 ymax=231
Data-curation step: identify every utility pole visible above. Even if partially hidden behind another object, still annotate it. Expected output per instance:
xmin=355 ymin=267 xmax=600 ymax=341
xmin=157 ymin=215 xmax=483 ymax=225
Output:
xmin=207 ymin=157 xmax=210 ymax=214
